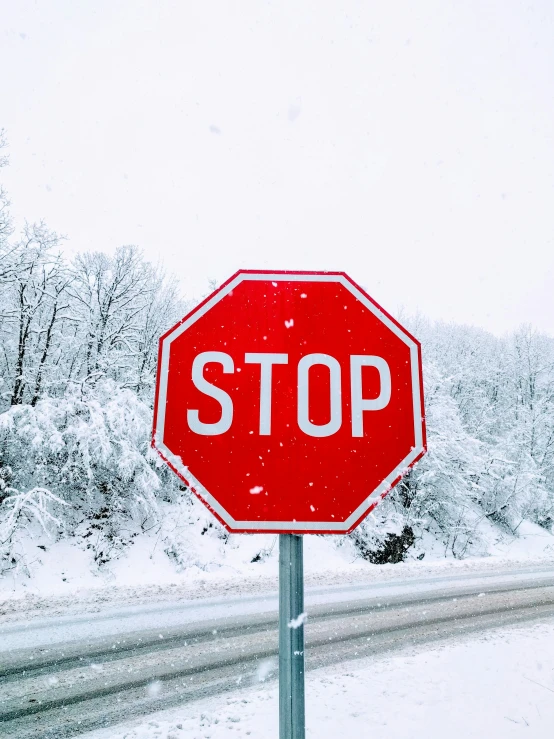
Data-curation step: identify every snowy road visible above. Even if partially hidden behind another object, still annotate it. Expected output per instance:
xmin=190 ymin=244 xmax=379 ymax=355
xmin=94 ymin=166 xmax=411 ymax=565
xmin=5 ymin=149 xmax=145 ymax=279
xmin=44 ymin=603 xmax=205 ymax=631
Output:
xmin=2 ymin=566 xmax=554 ymax=738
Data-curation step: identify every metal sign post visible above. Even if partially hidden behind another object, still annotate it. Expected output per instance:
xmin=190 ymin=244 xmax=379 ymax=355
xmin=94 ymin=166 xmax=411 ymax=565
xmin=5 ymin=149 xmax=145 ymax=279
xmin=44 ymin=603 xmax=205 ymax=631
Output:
xmin=279 ymin=534 xmax=305 ymax=739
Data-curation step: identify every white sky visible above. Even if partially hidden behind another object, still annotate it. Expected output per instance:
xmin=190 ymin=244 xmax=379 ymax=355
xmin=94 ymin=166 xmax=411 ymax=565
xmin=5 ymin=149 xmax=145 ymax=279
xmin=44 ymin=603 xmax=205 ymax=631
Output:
xmin=1 ymin=1 xmax=553 ymax=336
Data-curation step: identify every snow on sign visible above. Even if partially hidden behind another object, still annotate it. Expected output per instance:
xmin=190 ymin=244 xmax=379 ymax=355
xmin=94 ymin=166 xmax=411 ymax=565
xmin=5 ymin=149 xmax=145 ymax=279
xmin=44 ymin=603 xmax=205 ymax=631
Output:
xmin=152 ymin=270 xmax=426 ymax=534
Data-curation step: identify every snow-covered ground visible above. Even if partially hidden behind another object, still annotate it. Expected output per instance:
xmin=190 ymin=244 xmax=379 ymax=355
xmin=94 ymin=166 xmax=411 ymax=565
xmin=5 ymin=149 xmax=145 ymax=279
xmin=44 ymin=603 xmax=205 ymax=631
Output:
xmin=78 ymin=619 xmax=554 ymax=739
xmin=2 ymin=518 xmax=554 ymax=623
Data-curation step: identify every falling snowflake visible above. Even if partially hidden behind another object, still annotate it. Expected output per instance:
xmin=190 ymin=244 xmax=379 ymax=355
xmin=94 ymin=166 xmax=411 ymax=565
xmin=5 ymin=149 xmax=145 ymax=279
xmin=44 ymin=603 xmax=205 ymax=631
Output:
xmin=256 ymin=657 xmax=277 ymax=682
xmin=147 ymin=680 xmax=162 ymax=698
xmin=288 ymin=612 xmax=308 ymax=629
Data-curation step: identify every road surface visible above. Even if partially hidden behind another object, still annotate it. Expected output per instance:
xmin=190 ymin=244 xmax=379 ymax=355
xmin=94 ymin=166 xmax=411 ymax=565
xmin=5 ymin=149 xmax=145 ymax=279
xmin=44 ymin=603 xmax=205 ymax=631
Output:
xmin=2 ymin=565 xmax=554 ymax=738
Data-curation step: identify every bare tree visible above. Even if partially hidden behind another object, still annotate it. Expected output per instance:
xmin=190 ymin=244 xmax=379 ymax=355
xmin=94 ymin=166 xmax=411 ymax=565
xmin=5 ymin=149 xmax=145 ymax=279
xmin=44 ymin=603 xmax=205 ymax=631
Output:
xmin=133 ymin=267 xmax=183 ymax=395
xmin=69 ymin=246 xmax=158 ymax=383
xmin=4 ymin=223 xmax=66 ymax=406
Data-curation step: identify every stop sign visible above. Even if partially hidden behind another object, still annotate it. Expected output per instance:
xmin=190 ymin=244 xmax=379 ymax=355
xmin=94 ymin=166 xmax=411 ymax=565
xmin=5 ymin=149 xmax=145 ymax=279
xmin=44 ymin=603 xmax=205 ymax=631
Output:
xmin=152 ymin=271 xmax=426 ymax=534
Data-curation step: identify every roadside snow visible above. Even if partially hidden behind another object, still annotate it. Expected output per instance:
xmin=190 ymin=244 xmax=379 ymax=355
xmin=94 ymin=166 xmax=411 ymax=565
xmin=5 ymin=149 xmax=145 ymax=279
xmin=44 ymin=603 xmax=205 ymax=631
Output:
xmin=2 ymin=521 xmax=554 ymax=624
xmin=80 ymin=620 xmax=554 ymax=739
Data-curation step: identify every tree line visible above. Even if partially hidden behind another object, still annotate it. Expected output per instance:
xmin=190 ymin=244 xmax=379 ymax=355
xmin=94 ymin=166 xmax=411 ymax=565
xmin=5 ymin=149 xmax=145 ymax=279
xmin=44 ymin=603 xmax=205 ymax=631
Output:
xmin=1 ymin=129 xmax=553 ymax=573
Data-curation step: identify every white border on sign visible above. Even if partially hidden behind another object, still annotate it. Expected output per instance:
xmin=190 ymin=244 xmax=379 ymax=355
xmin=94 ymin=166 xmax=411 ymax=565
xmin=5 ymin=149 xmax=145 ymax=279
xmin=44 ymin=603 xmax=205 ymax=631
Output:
xmin=153 ymin=273 xmax=425 ymax=532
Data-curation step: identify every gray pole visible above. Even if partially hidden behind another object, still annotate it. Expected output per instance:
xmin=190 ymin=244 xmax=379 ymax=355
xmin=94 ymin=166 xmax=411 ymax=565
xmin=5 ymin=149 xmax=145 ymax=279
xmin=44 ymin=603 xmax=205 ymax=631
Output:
xmin=279 ymin=533 xmax=305 ymax=739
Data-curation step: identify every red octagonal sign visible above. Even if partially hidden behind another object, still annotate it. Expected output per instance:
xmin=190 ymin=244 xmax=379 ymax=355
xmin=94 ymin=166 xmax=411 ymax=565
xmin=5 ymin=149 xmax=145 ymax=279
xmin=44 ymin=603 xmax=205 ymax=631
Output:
xmin=152 ymin=271 xmax=426 ymax=534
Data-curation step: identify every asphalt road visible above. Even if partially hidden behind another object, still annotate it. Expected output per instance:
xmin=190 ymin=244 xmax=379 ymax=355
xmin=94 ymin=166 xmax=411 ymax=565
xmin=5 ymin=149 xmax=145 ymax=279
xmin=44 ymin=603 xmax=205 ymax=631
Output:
xmin=2 ymin=569 xmax=554 ymax=738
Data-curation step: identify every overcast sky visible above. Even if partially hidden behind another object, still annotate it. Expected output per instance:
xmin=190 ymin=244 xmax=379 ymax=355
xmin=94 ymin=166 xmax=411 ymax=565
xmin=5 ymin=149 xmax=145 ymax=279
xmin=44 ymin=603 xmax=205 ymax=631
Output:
xmin=1 ymin=1 xmax=553 ymax=336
